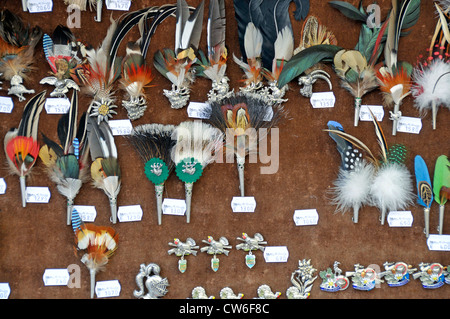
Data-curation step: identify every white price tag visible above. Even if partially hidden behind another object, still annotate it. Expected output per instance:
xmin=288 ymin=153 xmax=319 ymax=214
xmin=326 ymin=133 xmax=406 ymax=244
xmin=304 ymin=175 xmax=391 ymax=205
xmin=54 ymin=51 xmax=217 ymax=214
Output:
xmin=0 ymin=178 xmax=6 ymax=195
xmin=73 ymin=205 xmax=97 ymax=222
xmin=45 ymin=98 xmax=70 ymax=114
xmin=27 ymin=0 xmax=53 ymax=13
xmin=187 ymin=102 xmax=211 ymax=119
xmin=310 ymin=91 xmax=335 ymax=108
xmin=42 ymin=269 xmax=70 ymax=286
xmin=106 ymin=0 xmax=131 ymax=11
xmin=231 ymin=196 xmax=256 ymax=213
xmin=108 ymin=119 xmax=132 ymax=136
xmin=263 ymin=246 xmax=289 ymax=263
xmin=387 ymin=211 xmax=413 ymax=227
xmin=26 ymin=187 xmax=51 ymax=203
xmin=117 ymin=205 xmax=143 ymax=222
xmin=0 ymin=97 xmax=14 ymax=113
xmin=293 ymin=209 xmax=319 ymax=226
xmin=95 ymin=280 xmax=121 ymax=298
xmin=396 ymin=116 xmax=422 ymax=134
xmin=0 ymin=283 xmax=11 ymax=299
xmin=359 ymin=105 xmax=384 ymax=121
xmin=427 ymin=234 xmax=450 ymax=251
xmin=162 ymin=198 xmax=186 ymax=216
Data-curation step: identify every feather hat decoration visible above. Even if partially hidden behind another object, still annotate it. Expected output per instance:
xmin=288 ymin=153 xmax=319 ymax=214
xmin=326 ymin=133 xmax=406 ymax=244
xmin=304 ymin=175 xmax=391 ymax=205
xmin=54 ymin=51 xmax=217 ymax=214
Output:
xmin=171 ymin=121 xmax=223 ymax=223
xmin=39 ymin=91 xmax=90 ymax=225
xmin=414 ymin=155 xmax=433 ymax=238
xmin=87 ymin=117 xmax=121 ymax=224
xmin=127 ymin=124 xmax=176 ymax=225
xmin=325 ymin=109 xmax=414 ymax=225
xmin=153 ymin=0 xmax=204 ymax=109
xmin=326 ymin=121 xmax=375 ymax=223
xmin=40 ymin=25 xmax=87 ymax=98
xmin=206 ymin=93 xmax=285 ymax=197
xmin=71 ymin=208 xmax=118 ymax=299
xmin=0 ymin=10 xmax=42 ymax=101
xmin=433 ymin=155 xmax=450 ymax=235
xmin=4 ymin=91 xmax=46 ymax=207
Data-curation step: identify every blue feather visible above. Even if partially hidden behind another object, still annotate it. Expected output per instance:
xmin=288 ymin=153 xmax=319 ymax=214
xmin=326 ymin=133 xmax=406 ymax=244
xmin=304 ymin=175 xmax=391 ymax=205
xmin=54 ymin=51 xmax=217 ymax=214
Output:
xmin=414 ymin=155 xmax=433 ymax=208
xmin=71 ymin=208 xmax=84 ymax=234
xmin=42 ymin=33 xmax=53 ymax=62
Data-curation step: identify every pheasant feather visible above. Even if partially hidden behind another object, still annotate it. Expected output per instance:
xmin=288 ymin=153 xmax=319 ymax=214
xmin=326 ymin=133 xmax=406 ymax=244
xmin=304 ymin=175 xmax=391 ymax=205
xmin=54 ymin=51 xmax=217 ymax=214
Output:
xmin=433 ymin=155 xmax=450 ymax=234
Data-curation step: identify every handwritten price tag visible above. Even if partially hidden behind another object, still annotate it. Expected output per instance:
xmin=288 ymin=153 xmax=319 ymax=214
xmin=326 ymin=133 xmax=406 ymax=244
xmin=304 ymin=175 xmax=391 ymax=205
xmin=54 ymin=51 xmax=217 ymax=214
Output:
xmin=187 ymin=102 xmax=211 ymax=119
xmin=387 ymin=211 xmax=413 ymax=227
xmin=0 ymin=97 xmax=14 ymax=113
xmin=26 ymin=187 xmax=51 ymax=203
xmin=45 ymin=98 xmax=70 ymax=114
xmin=359 ymin=105 xmax=384 ymax=121
xmin=263 ymin=246 xmax=289 ymax=263
xmin=162 ymin=198 xmax=186 ymax=216
xmin=427 ymin=234 xmax=450 ymax=251
xmin=117 ymin=205 xmax=143 ymax=222
xmin=27 ymin=0 xmax=53 ymax=13
xmin=0 ymin=178 xmax=6 ymax=195
xmin=396 ymin=116 xmax=422 ymax=134
xmin=231 ymin=196 xmax=256 ymax=213
xmin=73 ymin=205 xmax=97 ymax=222
xmin=310 ymin=91 xmax=335 ymax=108
xmin=42 ymin=269 xmax=70 ymax=286
xmin=293 ymin=209 xmax=319 ymax=226
xmin=106 ymin=0 xmax=131 ymax=11
xmin=108 ymin=119 xmax=132 ymax=136
xmin=0 ymin=283 xmax=11 ymax=299
xmin=95 ymin=280 xmax=121 ymax=298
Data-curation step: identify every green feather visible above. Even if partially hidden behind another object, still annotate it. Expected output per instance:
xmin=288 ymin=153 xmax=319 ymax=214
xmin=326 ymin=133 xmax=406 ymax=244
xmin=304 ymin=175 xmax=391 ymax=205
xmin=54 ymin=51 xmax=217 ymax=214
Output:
xmin=57 ymin=154 xmax=80 ymax=179
xmin=433 ymin=155 xmax=450 ymax=205
xmin=328 ymin=1 xmax=368 ymax=22
xmin=386 ymin=144 xmax=407 ymax=165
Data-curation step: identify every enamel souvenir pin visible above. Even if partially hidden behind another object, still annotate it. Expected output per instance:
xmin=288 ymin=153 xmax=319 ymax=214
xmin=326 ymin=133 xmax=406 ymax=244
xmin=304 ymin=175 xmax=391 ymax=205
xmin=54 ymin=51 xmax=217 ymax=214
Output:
xmin=200 ymin=236 xmax=231 ymax=272
xmin=347 ymin=264 xmax=383 ymax=291
xmin=286 ymin=259 xmax=317 ymax=299
xmin=319 ymin=261 xmax=350 ymax=292
xmin=133 ymin=263 xmax=169 ymax=299
xmin=378 ymin=261 xmax=416 ymax=287
xmin=168 ymin=238 xmax=199 ymax=273
xmin=236 ymin=233 xmax=266 ymax=269
xmin=413 ymin=262 xmax=446 ymax=289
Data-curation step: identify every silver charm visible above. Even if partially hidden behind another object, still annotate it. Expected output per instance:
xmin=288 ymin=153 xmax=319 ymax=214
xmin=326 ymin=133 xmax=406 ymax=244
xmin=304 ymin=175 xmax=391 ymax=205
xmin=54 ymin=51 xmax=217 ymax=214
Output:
xmin=412 ymin=262 xmax=446 ymax=289
xmin=207 ymin=77 xmax=234 ymax=103
xmin=168 ymin=238 xmax=199 ymax=273
xmin=379 ymin=262 xmax=416 ymax=287
xmin=89 ymin=97 xmax=118 ymax=124
xmin=8 ymin=75 xmax=35 ymax=102
xmin=236 ymin=232 xmax=266 ymax=269
xmin=347 ymin=264 xmax=383 ymax=291
xmin=219 ymin=287 xmax=244 ymax=299
xmin=39 ymin=76 xmax=80 ymax=98
xmin=286 ymin=259 xmax=317 ymax=299
xmin=122 ymin=96 xmax=147 ymax=121
xmin=319 ymin=261 xmax=350 ymax=292
xmin=298 ymin=69 xmax=332 ymax=98
xmin=259 ymin=81 xmax=288 ymax=105
xmin=255 ymin=284 xmax=281 ymax=299
xmin=200 ymin=236 xmax=232 ymax=272
xmin=164 ymin=84 xmax=191 ymax=109
xmin=191 ymin=286 xmax=215 ymax=299
xmin=133 ymin=263 xmax=169 ymax=299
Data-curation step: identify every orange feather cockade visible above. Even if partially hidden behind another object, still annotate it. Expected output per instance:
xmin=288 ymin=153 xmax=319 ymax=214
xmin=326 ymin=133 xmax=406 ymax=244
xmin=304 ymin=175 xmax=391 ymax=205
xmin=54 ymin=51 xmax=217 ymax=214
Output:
xmin=6 ymin=136 xmax=40 ymax=172
xmin=123 ymin=63 xmax=154 ymax=88
xmin=377 ymin=67 xmax=411 ymax=95
xmin=75 ymin=224 xmax=119 ymax=261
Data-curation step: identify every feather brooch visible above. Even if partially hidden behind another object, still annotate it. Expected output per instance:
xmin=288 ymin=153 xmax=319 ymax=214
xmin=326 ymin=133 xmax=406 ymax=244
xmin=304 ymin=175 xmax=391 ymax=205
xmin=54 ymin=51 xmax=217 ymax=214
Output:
xmin=171 ymin=121 xmax=223 ymax=223
xmin=72 ymin=208 xmax=118 ymax=298
xmin=4 ymin=91 xmax=46 ymax=207
xmin=433 ymin=155 xmax=450 ymax=235
xmin=153 ymin=0 xmax=204 ymax=109
xmin=0 ymin=10 xmax=42 ymax=101
xmin=39 ymin=91 xmax=90 ymax=225
xmin=87 ymin=117 xmax=121 ymax=224
xmin=414 ymin=155 xmax=433 ymax=237
xmin=127 ymin=124 xmax=176 ymax=225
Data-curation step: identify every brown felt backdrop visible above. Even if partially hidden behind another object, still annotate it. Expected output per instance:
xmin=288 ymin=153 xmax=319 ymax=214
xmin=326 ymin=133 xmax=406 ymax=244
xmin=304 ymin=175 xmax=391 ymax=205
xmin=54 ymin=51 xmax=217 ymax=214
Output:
xmin=0 ymin=0 xmax=448 ymax=299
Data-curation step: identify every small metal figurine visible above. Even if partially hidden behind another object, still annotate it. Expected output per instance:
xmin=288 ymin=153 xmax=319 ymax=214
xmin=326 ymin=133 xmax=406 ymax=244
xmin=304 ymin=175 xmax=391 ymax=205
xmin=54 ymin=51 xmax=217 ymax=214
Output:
xmin=191 ymin=286 xmax=215 ymax=299
xmin=255 ymin=284 xmax=281 ymax=299
xmin=200 ymin=236 xmax=232 ymax=272
xmin=219 ymin=287 xmax=244 ymax=299
xmin=207 ymin=77 xmax=234 ymax=103
xmin=133 ymin=263 xmax=169 ymax=299
xmin=378 ymin=262 xmax=417 ymax=287
xmin=286 ymin=259 xmax=318 ymax=299
xmin=39 ymin=76 xmax=80 ymax=98
xmin=319 ymin=261 xmax=350 ymax=292
xmin=236 ymin=232 xmax=267 ymax=269
xmin=412 ymin=262 xmax=446 ymax=289
xmin=122 ymin=96 xmax=147 ymax=121
xmin=8 ymin=75 xmax=35 ymax=102
xmin=168 ymin=238 xmax=199 ymax=273
xmin=298 ymin=69 xmax=332 ymax=98
xmin=347 ymin=264 xmax=383 ymax=291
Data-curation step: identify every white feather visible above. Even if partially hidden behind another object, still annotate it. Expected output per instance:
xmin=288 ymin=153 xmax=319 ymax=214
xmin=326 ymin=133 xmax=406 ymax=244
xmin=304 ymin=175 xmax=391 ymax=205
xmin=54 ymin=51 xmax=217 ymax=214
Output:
xmin=244 ymin=22 xmax=263 ymax=60
xmin=56 ymin=178 xmax=82 ymax=200
xmin=411 ymin=59 xmax=450 ymax=112
xmin=273 ymin=26 xmax=293 ymax=62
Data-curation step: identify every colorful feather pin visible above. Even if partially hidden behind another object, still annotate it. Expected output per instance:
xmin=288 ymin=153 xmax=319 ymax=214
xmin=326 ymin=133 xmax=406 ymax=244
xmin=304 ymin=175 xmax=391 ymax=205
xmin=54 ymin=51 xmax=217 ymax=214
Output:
xmin=72 ymin=208 xmax=118 ymax=298
xmin=153 ymin=0 xmax=204 ymax=109
xmin=414 ymin=155 xmax=433 ymax=238
xmin=207 ymin=93 xmax=285 ymax=196
xmin=171 ymin=121 xmax=223 ymax=223
xmin=39 ymin=91 xmax=90 ymax=225
xmin=87 ymin=117 xmax=121 ymax=224
xmin=4 ymin=91 xmax=46 ymax=207
xmin=0 ymin=10 xmax=42 ymax=101
xmin=433 ymin=155 xmax=450 ymax=234
xmin=127 ymin=124 xmax=176 ymax=225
